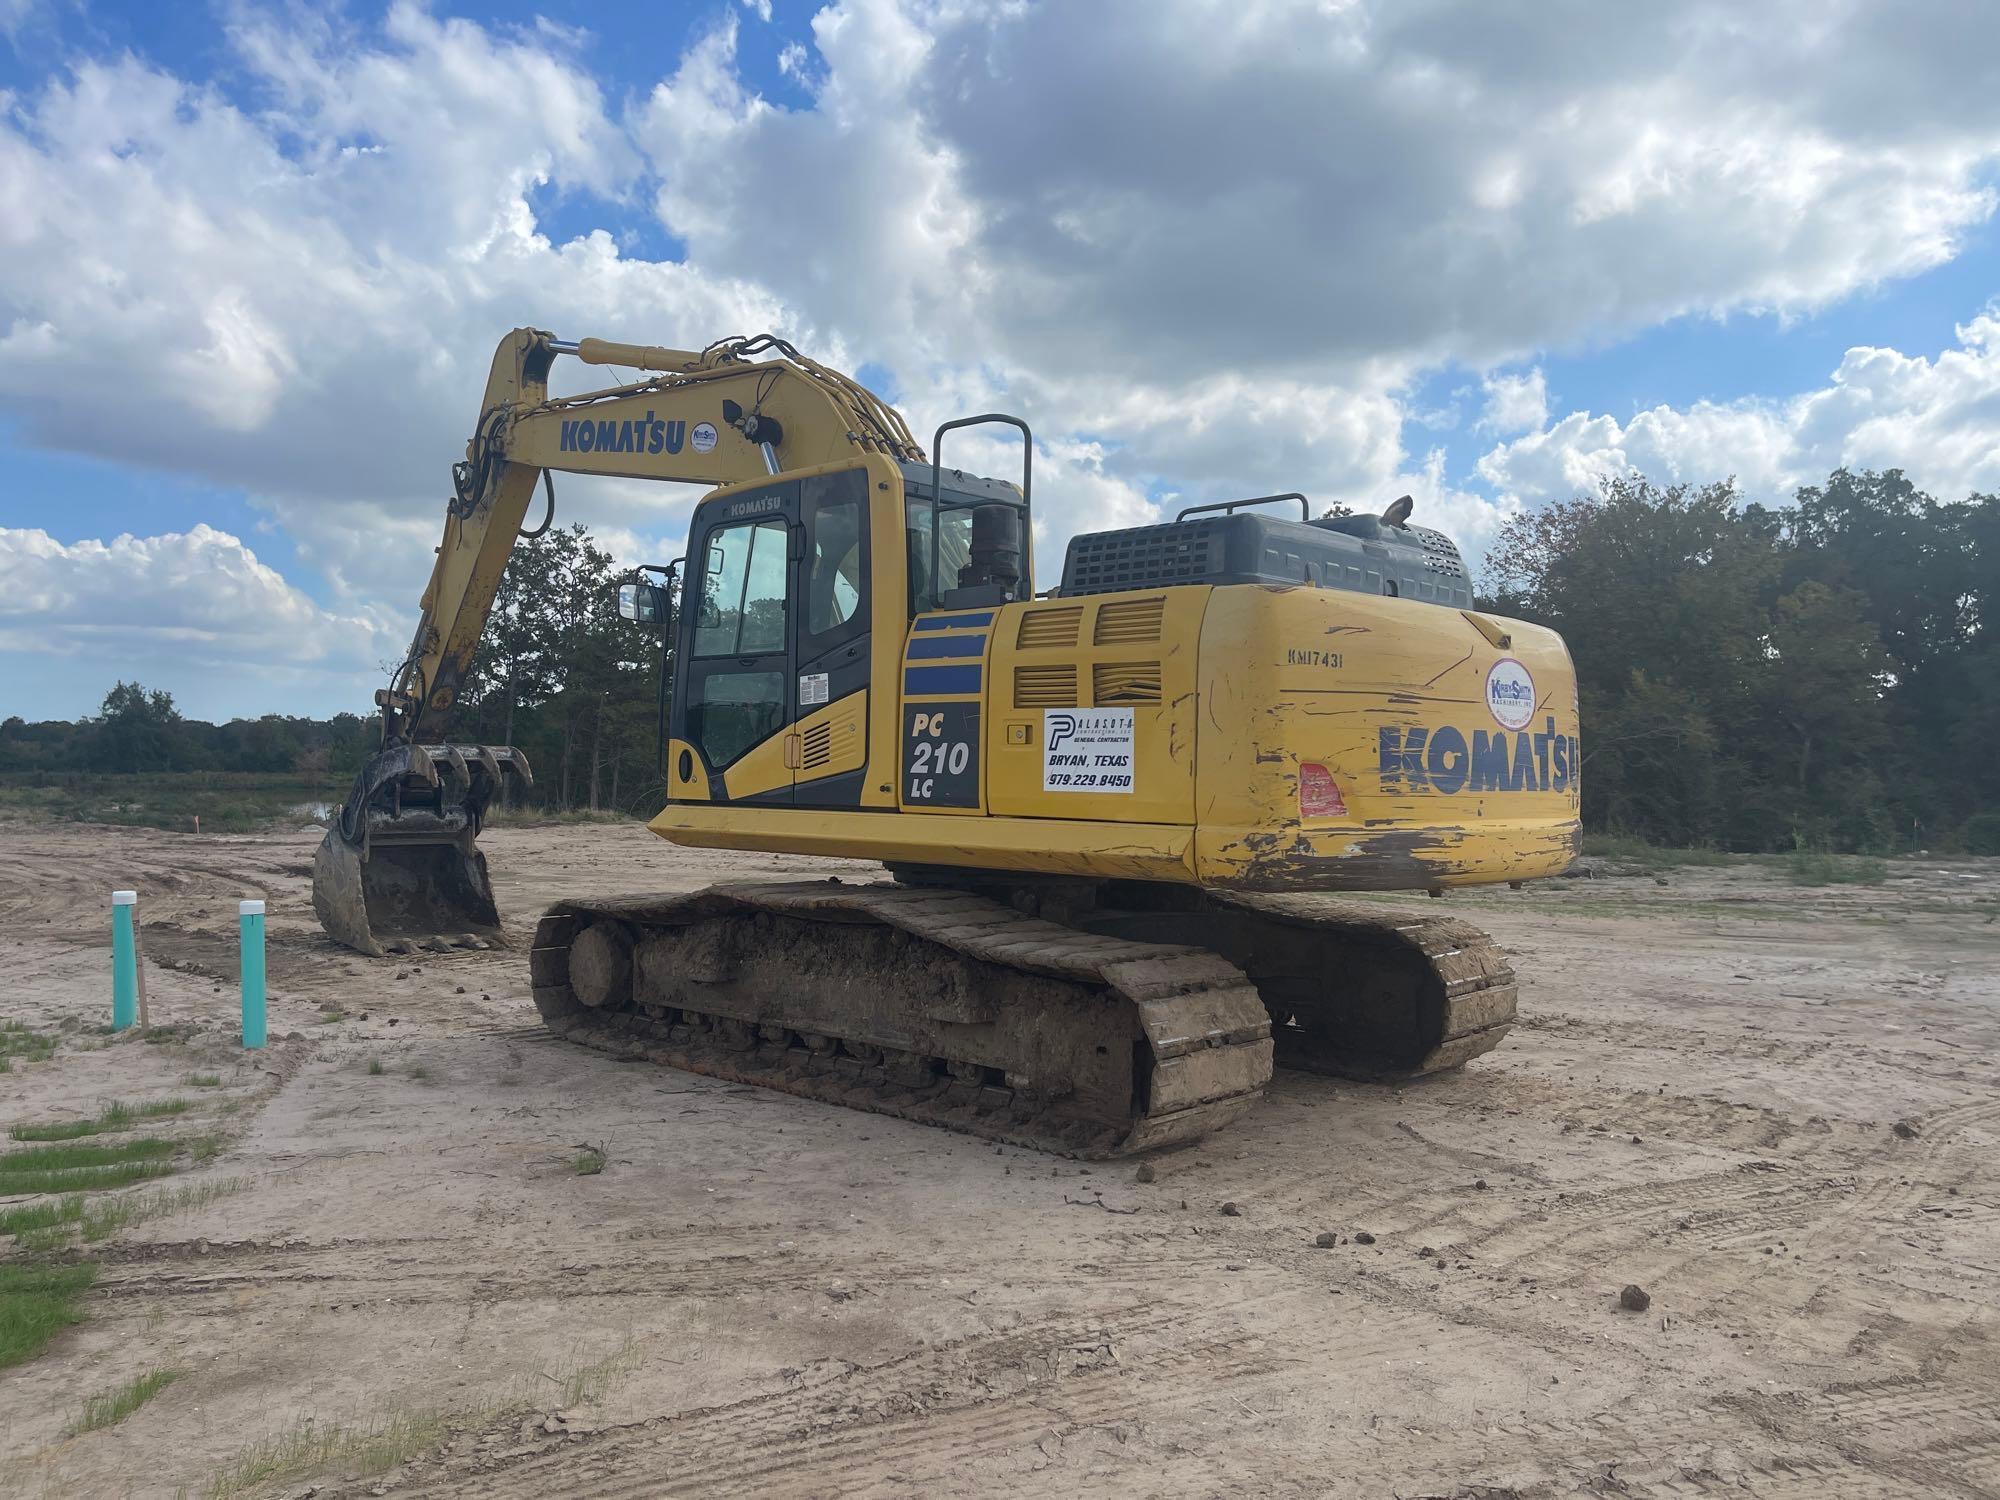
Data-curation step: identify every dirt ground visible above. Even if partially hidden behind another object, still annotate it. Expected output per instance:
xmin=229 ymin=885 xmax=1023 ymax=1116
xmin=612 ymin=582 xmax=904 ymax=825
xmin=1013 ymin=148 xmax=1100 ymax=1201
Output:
xmin=2 ymin=818 xmax=1998 ymax=1499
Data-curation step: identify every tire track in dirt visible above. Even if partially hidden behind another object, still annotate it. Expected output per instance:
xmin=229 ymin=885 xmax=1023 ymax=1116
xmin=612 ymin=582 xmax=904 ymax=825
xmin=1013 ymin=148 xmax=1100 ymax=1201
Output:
xmin=361 ymin=1292 xmax=1306 ymax=1498
xmin=1524 ymin=1006 xmax=1999 ymax=1097
xmin=1326 ymin=1377 xmax=2000 ymax=1500
xmin=1456 ymin=1164 xmax=1854 ymax=1264
xmin=93 ymin=1248 xmax=960 ymax=1313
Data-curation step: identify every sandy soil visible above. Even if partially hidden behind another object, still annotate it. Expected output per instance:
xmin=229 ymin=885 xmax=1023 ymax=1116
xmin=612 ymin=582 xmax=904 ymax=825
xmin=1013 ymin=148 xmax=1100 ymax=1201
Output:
xmin=2 ymin=816 xmax=1998 ymax=1499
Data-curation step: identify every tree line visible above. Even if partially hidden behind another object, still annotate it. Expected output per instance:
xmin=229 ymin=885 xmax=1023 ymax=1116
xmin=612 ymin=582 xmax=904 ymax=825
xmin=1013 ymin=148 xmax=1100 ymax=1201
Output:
xmin=0 ymin=524 xmax=674 ymax=816
xmin=1482 ymin=468 xmax=2000 ymax=854
xmin=5 ymin=473 xmax=1995 ymax=853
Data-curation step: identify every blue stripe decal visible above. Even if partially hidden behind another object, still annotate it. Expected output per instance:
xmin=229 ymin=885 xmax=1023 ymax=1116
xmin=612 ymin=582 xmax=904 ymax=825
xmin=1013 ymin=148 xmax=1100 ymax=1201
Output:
xmin=904 ymin=664 xmax=982 ymax=696
xmin=906 ymin=633 xmax=987 ymax=660
xmin=912 ymin=611 xmax=995 ymax=631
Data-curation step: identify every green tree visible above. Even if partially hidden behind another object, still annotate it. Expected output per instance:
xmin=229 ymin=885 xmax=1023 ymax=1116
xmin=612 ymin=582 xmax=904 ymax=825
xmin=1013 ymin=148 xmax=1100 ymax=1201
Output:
xmin=1481 ymin=471 xmax=1931 ymax=852
xmin=461 ymin=524 xmax=667 ymax=811
xmin=86 ymin=683 xmax=202 ymax=773
xmin=1755 ymin=581 xmax=1893 ymax=848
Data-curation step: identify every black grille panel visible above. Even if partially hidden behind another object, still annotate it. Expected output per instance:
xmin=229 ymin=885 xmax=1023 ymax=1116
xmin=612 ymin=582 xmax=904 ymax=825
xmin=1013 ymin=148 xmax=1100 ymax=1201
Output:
xmin=1059 ymin=511 xmax=1474 ymax=609
xmin=1063 ymin=521 xmax=1224 ymax=595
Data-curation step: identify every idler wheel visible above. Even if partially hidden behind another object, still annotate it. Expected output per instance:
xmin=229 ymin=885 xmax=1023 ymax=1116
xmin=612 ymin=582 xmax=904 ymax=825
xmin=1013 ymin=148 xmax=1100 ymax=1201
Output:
xmin=569 ymin=922 xmax=634 ymax=1010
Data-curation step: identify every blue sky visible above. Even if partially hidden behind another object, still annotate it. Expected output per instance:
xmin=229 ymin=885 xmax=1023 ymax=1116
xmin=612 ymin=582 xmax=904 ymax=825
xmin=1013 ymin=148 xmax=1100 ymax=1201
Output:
xmin=3 ymin=0 xmax=1997 ymax=724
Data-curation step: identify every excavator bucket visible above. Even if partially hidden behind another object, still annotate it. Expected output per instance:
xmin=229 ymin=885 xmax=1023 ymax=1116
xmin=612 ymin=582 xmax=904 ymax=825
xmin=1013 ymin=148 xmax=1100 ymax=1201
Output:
xmin=312 ymin=743 xmax=533 ymax=957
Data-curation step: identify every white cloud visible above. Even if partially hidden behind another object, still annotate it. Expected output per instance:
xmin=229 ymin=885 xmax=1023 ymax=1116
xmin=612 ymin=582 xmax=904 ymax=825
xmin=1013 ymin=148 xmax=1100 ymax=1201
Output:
xmin=1476 ymin=311 xmax=2000 ymax=506
xmin=1476 ymin=369 xmax=1549 ymax=436
xmin=0 ymin=0 xmax=45 ymax=40
xmin=0 ymin=8 xmax=786 ymax=612
xmin=0 ymin=525 xmax=395 ymax=673
xmin=3 ymin=1 xmax=2000 ymax=715
xmin=627 ymin=0 xmax=2000 ymax=555
xmin=686 ymin=0 xmax=1996 ymax=380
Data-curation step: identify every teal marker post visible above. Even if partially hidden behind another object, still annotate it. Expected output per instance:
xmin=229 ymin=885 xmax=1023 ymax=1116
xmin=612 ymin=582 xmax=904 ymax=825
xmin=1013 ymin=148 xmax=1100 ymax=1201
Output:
xmin=239 ymin=899 xmax=267 ymax=1049
xmin=111 ymin=890 xmax=139 ymax=1031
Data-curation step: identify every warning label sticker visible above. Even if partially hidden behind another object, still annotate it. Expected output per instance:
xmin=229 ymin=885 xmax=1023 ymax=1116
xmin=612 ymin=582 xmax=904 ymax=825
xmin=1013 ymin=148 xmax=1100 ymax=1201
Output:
xmin=1043 ymin=709 xmax=1135 ymax=793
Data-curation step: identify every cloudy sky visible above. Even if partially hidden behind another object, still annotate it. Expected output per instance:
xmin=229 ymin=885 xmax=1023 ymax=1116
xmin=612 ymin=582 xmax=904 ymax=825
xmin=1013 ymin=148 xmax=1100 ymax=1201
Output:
xmin=3 ymin=0 xmax=1998 ymax=723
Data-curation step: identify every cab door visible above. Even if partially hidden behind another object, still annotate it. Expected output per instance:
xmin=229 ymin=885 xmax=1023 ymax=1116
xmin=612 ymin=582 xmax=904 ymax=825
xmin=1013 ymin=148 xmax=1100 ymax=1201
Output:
xmin=672 ymin=468 xmax=875 ymax=806
xmin=680 ymin=490 xmax=797 ymax=804
xmin=792 ymin=467 xmax=872 ymax=807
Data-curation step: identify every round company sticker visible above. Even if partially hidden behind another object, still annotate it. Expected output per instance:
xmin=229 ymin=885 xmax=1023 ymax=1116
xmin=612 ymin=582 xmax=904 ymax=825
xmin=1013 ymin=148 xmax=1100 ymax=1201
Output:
xmin=691 ymin=421 xmax=718 ymax=454
xmin=1484 ymin=657 xmax=1537 ymax=731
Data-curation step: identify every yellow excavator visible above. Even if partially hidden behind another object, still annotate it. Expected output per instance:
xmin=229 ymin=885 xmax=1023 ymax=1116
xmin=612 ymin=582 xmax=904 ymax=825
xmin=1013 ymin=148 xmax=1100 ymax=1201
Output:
xmin=314 ymin=328 xmax=1580 ymax=1155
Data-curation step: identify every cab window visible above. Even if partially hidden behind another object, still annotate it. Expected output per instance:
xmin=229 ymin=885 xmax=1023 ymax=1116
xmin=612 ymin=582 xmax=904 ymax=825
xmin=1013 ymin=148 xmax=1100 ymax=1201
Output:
xmin=694 ymin=518 xmax=788 ymax=657
xmin=803 ymin=472 xmax=868 ymax=645
xmin=905 ymin=497 xmax=973 ymax=616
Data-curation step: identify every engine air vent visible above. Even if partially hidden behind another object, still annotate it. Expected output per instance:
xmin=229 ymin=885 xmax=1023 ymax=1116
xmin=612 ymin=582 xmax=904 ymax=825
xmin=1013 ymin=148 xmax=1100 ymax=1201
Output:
xmin=1014 ymin=664 xmax=1079 ymax=708
xmin=1093 ymin=596 xmax=1166 ymax=645
xmin=1016 ymin=606 xmax=1083 ymax=650
xmin=801 ymin=721 xmax=833 ymax=770
xmin=1092 ymin=662 xmax=1161 ymax=705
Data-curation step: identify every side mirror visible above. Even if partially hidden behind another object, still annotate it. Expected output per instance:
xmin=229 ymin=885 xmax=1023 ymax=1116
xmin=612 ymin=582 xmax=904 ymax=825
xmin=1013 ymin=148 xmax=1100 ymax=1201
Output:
xmin=705 ymin=544 xmax=726 ymax=576
xmin=618 ymin=582 xmax=667 ymax=624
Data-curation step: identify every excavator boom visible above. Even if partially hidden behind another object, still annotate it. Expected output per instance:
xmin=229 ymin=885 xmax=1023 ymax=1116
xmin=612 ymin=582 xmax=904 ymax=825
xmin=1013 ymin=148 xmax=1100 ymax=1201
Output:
xmin=313 ymin=329 xmax=922 ymax=955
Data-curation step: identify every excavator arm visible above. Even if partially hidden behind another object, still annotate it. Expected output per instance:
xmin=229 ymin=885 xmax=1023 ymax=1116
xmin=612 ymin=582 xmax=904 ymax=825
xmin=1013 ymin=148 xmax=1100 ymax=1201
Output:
xmin=390 ymin=328 xmax=920 ymax=741
xmin=315 ymin=327 xmax=920 ymax=956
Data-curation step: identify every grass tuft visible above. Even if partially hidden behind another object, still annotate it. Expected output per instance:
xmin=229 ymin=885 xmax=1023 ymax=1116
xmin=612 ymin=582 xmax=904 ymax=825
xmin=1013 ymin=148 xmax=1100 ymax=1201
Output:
xmin=1786 ymin=848 xmax=1889 ymax=887
xmin=1 ymin=1163 xmax=175 ymax=1197
xmin=0 ymin=1195 xmax=88 ymax=1240
xmin=185 ymin=1073 xmax=224 ymax=1088
xmin=202 ymin=1337 xmax=643 ymax=1496
xmin=11 ymin=1097 xmax=191 ymax=1142
xmin=1 ymin=1138 xmax=177 ymax=1172
xmin=204 ymin=1407 xmax=452 ymax=1499
xmin=189 ymin=1134 xmax=225 ymax=1164
xmin=72 ymin=1367 xmax=184 ymax=1434
xmin=407 ymin=1064 xmax=431 ymax=1082
xmin=367 ymin=1059 xmax=385 ymax=1076
xmin=551 ymin=1338 xmax=641 ymax=1405
xmin=571 ymin=1145 xmax=606 ymax=1177
xmin=0 ymin=1137 xmax=181 ymax=1195
xmin=6 ymin=1178 xmax=247 ymax=1253
xmin=0 ymin=1021 xmax=57 ymax=1068
xmin=9 ymin=1119 xmax=100 ymax=1143
xmin=0 ymin=1262 xmax=99 ymax=1370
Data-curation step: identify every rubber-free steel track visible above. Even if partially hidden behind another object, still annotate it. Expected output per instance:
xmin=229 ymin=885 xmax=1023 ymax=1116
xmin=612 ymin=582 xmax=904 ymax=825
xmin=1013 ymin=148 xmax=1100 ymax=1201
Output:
xmin=531 ymin=881 xmax=1274 ymax=1158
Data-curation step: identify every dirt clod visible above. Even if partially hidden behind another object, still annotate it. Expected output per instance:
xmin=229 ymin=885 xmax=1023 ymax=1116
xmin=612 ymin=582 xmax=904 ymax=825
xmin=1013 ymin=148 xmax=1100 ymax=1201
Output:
xmin=1619 ymin=1284 xmax=1651 ymax=1312
xmin=1893 ymin=1119 xmax=1920 ymax=1139
xmin=1354 ymin=1231 xmax=1376 ymax=1244
xmin=1314 ymin=1231 xmax=1337 ymax=1248
xmin=1135 ymin=1163 xmax=1157 ymax=1184
xmin=1219 ymin=1201 xmax=1242 ymax=1216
